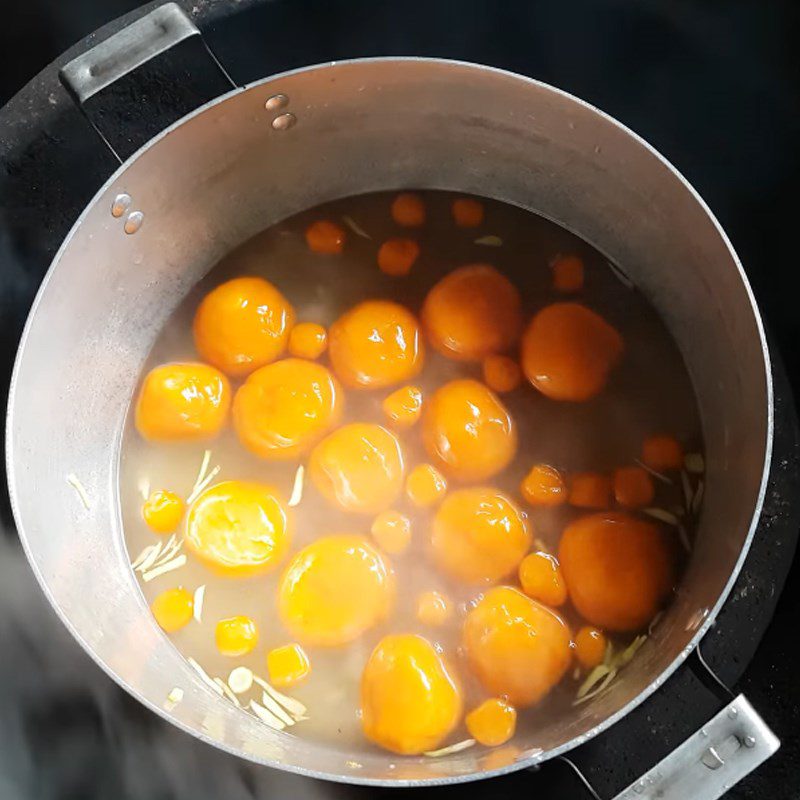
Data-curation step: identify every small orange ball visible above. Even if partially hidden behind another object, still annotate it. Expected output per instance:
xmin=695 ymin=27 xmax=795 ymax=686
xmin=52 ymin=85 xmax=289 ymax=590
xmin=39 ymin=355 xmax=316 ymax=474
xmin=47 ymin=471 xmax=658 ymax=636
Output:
xmin=482 ymin=355 xmax=522 ymax=393
xmin=267 ymin=643 xmax=311 ymax=688
xmin=309 ymin=423 xmax=405 ymax=514
xmin=371 ymin=510 xmax=412 ymax=554
xmin=328 ymin=300 xmax=424 ymax=390
xmin=406 ymin=464 xmax=447 ymax=508
xmin=233 ymin=358 xmax=342 ymax=460
xmin=465 ymin=698 xmax=517 ymax=747
xmin=377 ymin=238 xmax=420 ymax=276
xmin=278 ymin=535 xmax=395 ymax=647
xmin=361 ymin=633 xmax=462 ymax=755
xmin=151 ymin=587 xmax=194 ymax=633
xmin=135 ymin=362 xmax=230 ymax=442
xmin=451 ymin=197 xmax=485 ymax=228
xmin=423 ymin=379 xmax=517 ymax=482
xmin=521 ymin=302 xmax=623 ymax=402
xmin=288 ymin=322 xmax=327 ymax=360
xmin=559 ymin=512 xmax=676 ymax=632
xmin=185 ymin=480 xmax=290 ymax=576
xmin=142 ymin=489 xmax=184 ymax=534
xmin=613 ymin=466 xmax=655 ymax=508
xmin=520 ymin=464 xmax=567 ymax=507
xmin=415 ymin=590 xmax=452 ymax=626
xmin=463 ymin=586 xmax=572 ymax=707
xmin=390 ymin=193 xmax=426 ymax=227
xmin=215 ymin=615 xmax=259 ymax=657
xmin=193 ymin=277 xmax=295 ymax=377
xmin=551 ymin=254 xmax=585 ymax=293
xmin=382 ymin=385 xmax=423 ymax=429
xmin=569 ymin=473 xmax=612 ymax=509
xmin=641 ymin=435 xmax=684 ymax=471
xmin=422 ymin=265 xmax=523 ymax=361
xmin=518 ymin=551 xmax=567 ymax=607
xmin=305 ymin=220 xmax=346 ymax=254
xmin=574 ymin=626 xmax=607 ymax=670
xmin=431 ymin=488 xmax=530 ymax=584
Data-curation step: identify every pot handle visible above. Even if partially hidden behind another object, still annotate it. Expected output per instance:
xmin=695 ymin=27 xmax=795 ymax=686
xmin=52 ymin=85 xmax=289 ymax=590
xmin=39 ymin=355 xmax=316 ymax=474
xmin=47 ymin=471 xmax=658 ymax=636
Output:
xmin=58 ymin=2 xmax=236 ymax=162
xmin=612 ymin=694 xmax=779 ymax=800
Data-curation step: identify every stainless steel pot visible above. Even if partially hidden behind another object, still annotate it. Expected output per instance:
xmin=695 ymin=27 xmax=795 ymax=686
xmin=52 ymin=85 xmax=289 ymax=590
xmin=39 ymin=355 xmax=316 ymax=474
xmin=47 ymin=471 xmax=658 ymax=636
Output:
xmin=5 ymin=3 xmax=779 ymax=794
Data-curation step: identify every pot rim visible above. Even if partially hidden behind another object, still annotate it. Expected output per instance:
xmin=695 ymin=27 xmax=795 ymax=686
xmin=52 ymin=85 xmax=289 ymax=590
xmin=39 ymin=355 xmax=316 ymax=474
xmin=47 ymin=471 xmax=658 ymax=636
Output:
xmin=5 ymin=56 xmax=774 ymax=787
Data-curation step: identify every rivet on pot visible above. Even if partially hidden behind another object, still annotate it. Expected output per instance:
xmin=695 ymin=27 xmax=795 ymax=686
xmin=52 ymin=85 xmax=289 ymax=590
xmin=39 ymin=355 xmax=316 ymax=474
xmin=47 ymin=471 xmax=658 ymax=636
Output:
xmin=111 ymin=193 xmax=132 ymax=218
xmin=265 ymin=93 xmax=289 ymax=111
xmin=271 ymin=113 xmax=297 ymax=131
xmin=124 ymin=211 xmax=144 ymax=235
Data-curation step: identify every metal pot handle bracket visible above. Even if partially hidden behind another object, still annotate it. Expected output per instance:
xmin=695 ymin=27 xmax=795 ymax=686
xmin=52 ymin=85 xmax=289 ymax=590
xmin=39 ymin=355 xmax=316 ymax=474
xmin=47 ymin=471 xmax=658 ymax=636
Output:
xmin=610 ymin=693 xmax=779 ymax=799
xmin=557 ymin=649 xmax=781 ymax=800
xmin=58 ymin=2 xmax=237 ymax=164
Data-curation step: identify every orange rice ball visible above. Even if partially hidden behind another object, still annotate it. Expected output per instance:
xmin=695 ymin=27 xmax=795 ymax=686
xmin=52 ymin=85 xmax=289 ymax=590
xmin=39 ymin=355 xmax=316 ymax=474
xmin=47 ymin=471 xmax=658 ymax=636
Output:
xmin=613 ymin=466 xmax=655 ymax=508
xmin=641 ymin=435 xmax=684 ymax=471
xmin=482 ymin=355 xmax=522 ymax=393
xmin=233 ymin=359 xmax=342 ymax=460
xmin=142 ymin=489 xmax=184 ymax=534
xmin=193 ymin=277 xmax=294 ymax=377
xmin=574 ymin=626 xmax=607 ymax=670
xmin=520 ymin=464 xmax=567 ymax=507
xmin=551 ymin=254 xmax=585 ymax=293
xmin=135 ymin=362 xmax=230 ymax=442
xmin=451 ymin=197 xmax=485 ymax=228
xmin=431 ymin=488 xmax=530 ymax=584
xmin=309 ymin=423 xmax=405 ymax=514
xmin=151 ymin=588 xmax=193 ymax=633
xmin=518 ymin=551 xmax=567 ymax=607
xmin=382 ymin=385 xmax=423 ymax=429
xmin=288 ymin=322 xmax=327 ymax=360
xmin=521 ymin=302 xmax=623 ymax=401
xmin=422 ymin=265 xmax=523 ymax=361
xmin=328 ymin=300 xmax=424 ymax=390
xmin=559 ymin=512 xmax=676 ymax=632
xmin=422 ymin=379 xmax=516 ymax=482
xmin=361 ymin=633 xmax=462 ymax=755
xmin=278 ymin=535 xmax=394 ymax=646
xmin=465 ymin=698 xmax=516 ymax=747
xmin=391 ymin=193 xmax=426 ymax=227
xmin=378 ymin=238 xmax=420 ymax=276
xmin=463 ymin=586 xmax=572 ymax=707
xmin=185 ymin=480 xmax=290 ymax=577
xmin=305 ymin=220 xmax=346 ymax=254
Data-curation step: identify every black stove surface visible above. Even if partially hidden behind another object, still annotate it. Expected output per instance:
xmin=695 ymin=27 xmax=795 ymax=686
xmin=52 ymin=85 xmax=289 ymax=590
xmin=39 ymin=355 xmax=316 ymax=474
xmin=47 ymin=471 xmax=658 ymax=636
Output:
xmin=1 ymin=2 xmax=799 ymax=799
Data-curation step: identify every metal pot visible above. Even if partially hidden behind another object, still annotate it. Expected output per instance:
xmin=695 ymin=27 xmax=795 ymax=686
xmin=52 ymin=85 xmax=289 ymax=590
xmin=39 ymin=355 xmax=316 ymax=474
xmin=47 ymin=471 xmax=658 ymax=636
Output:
xmin=5 ymin=2 xmax=778 ymax=793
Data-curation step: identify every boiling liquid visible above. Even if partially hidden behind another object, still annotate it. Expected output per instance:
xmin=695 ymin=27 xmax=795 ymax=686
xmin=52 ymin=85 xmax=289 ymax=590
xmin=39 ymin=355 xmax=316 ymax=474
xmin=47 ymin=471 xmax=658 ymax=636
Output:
xmin=120 ymin=191 xmax=702 ymax=751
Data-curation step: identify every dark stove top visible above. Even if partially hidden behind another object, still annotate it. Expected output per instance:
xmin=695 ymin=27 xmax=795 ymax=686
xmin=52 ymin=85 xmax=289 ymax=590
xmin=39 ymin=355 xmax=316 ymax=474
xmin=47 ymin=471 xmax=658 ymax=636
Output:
xmin=1 ymin=2 xmax=799 ymax=798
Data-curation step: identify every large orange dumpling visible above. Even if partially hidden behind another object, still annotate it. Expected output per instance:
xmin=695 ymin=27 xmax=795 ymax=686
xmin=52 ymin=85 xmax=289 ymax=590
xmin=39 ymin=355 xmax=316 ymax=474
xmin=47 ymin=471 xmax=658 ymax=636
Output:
xmin=185 ymin=481 xmax=290 ymax=576
xmin=421 ymin=265 xmax=522 ymax=361
xmin=558 ymin=512 xmax=676 ymax=632
xmin=278 ymin=535 xmax=395 ymax=647
xmin=431 ymin=488 xmax=530 ymax=584
xmin=361 ymin=633 xmax=462 ymax=755
xmin=135 ymin=362 xmax=230 ymax=442
xmin=328 ymin=300 xmax=424 ymax=389
xmin=193 ymin=276 xmax=295 ymax=377
xmin=233 ymin=358 xmax=342 ymax=460
xmin=422 ymin=379 xmax=516 ymax=482
xmin=463 ymin=586 xmax=572 ymax=707
xmin=521 ymin=302 xmax=623 ymax=401
xmin=309 ymin=423 xmax=405 ymax=514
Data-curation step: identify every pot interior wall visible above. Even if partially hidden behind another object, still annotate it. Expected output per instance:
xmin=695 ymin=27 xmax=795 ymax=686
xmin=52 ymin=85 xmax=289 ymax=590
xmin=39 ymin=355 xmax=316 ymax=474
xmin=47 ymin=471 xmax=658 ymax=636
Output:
xmin=8 ymin=59 xmax=770 ymax=783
